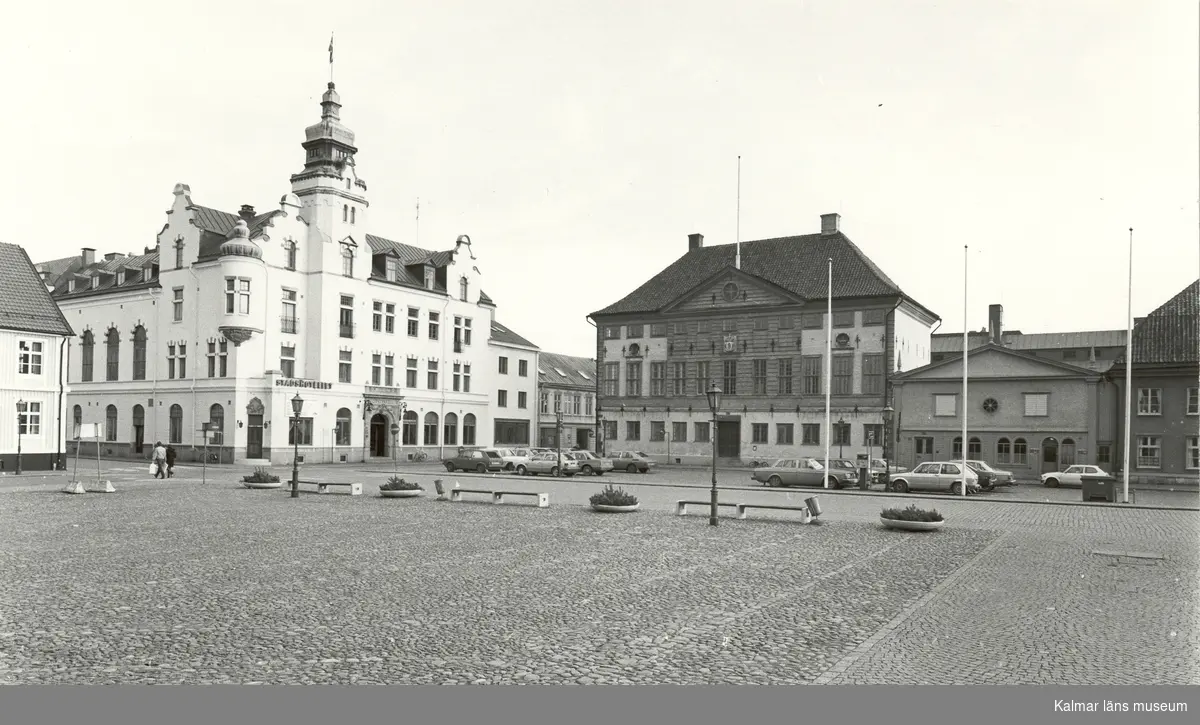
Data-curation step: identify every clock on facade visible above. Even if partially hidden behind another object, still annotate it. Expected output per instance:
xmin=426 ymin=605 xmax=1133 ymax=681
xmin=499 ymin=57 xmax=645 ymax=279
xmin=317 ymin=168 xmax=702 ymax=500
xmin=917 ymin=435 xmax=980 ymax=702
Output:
xmin=982 ymin=398 xmax=999 ymax=413
xmin=722 ymin=282 xmax=739 ymax=302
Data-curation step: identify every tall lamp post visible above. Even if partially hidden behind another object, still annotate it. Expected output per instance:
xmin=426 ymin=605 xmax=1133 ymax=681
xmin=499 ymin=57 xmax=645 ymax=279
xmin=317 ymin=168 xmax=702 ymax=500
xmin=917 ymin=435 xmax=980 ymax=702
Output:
xmin=16 ymin=400 xmax=25 ymax=475
xmin=289 ymin=394 xmax=304 ymax=498
xmin=390 ymin=422 xmax=400 ymax=476
xmin=881 ymin=405 xmax=894 ymax=488
xmin=837 ymin=417 xmax=846 ymax=459
xmin=555 ymin=403 xmax=564 ymax=475
xmin=597 ymin=412 xmax=605 ymax=456
xmin=706 ymin=383 xmax=722 ymax=527
xmin=395 ymin=401 xmax=408 ymax=466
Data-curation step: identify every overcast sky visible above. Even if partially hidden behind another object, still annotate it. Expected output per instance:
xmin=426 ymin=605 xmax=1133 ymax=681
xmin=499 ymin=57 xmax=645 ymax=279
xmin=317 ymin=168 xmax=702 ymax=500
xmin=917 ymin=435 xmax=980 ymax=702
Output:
xmin=4 ymin=0 xmax=1196 ymax=358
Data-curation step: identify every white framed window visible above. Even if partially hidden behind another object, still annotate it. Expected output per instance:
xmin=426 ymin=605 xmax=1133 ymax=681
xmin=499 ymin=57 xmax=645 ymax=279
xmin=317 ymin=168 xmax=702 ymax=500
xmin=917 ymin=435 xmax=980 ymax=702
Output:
xmin=407 ymin=307 xmax=420 ymax=337
xmin=934 ymin=394 xmax=956 ymax=417
xmin=1136 ymin=435 xmax=1161 ymax=469
xmin=384 ymin=304 xmax=395 ymax=334
xmin=385 ymin=257 xmax=399 ymax=282
xmin=281 ymin=289 xmax=298 ymax=333
xmin=338 ymin=350 xmax=352 ymax=383
xmin=384 ymin=355 xmax=395 ymax=386
xmin=371 ymin=353 xmax=382 ymax=385
xmin=1188 ymin=387 xmax=1198 ymax=416
xmin=17 ymin=341 xmax=43 ymax=375
xmin=173 ymin=287 xmax=184 ymax=322
xmin=1023 ymin=393 xmax=1049 ymax=417
xmin=1188 ymin=436 xmax=1199 ymax=471
xmin=280 ymin=345 xmax=295 ymax=378
xmin=1136 ymin=388 xmax=1162 ymax=415
xmin=17 ymin=401 xmax=41 ymax=435
xmin=341 ymin=246 xmax=354 ymax=277
xmin=225 ymin=277 xmax=250 ymax=314
xmin=372 ymin=301 xmax=384 ymax=332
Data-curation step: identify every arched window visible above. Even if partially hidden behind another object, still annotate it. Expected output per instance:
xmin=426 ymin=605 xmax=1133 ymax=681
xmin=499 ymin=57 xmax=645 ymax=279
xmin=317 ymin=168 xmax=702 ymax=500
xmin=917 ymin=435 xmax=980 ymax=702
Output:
xmin=443 ymin=412 xmax=458 ymax=446
xmin=80 ymin=331 xmax=94 ymax=382
xmin=1012 ymin=438 xmax=1028 ymax=465
xmin=401 ymin=410 xmax=418 ymax=446
xmin=968 ymin=437 xmax=982 ymax=458
xmin=105 ymin=327 xmax=120 ymax=381
xmin=169 ymin=404 xmax=183 ymax=444
xmin=72 ymin=405 xmax=82 ymax=437
xmin=1061 ymin=438 xmax=1077 ymax=466
xmin=132 ymin=404 xmax=145 ymax=439
xmin=423 ymin=411 xmax=439 ymax=446
xmin=343 ymin=204 xmax=348 ymax=222
xmin=350 ymin=207 xmax=356 ymax=224
xmin=463 ymin=413 xmax=477 ymax=446
xmin=341 ymin=246 xmax=354 ymax=277
xmin=335 ymin=407 xmax=352 ymax=446
xmin=209 ymin=404 xmax=225 ymax=445
xmin=105 ymin=404 xmax=118 ymax=442
xmin=952 ymin=436 xmax=963 ymax=457
xmin=132 ymin=325 xmax=147 ymax=380
xmin=996 ymin=437 xmax=1011 ymax=464
xmin=459 ymin=277 xmax=469 ymax=302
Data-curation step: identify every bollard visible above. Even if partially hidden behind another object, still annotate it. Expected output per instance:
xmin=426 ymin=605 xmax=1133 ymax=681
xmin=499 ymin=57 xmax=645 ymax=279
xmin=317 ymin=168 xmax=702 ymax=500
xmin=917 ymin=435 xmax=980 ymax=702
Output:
xmin=804 ymin=496 xmax=822 ymax=518
xmin=433 ymin=479 xmax=446 ymax=500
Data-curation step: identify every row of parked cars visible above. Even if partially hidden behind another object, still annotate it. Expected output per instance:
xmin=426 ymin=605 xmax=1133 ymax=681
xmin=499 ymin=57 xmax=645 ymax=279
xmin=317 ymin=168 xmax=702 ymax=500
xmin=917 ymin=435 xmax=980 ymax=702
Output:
xmin=442 ymin=447 xmax=657 ymax=477
xmin=750 ymin=457 xmax=1019 ymax=495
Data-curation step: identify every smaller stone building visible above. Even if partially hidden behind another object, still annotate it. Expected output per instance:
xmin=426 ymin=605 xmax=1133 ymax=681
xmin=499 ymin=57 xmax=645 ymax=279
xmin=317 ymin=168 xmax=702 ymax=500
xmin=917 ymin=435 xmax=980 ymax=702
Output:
xmin=536 ymin=352 xmax=597 ymax=450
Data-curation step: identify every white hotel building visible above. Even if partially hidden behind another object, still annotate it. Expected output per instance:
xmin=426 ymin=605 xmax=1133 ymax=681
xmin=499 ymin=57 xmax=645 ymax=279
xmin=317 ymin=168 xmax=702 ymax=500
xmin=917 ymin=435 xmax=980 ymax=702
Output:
xmin=36 ymin=80 xmax=539 ymax=466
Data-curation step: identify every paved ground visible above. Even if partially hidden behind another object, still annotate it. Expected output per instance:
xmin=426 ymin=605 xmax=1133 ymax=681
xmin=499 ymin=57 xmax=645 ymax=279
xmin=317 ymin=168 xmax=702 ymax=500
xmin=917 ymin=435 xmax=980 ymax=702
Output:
xmin=0 ymin=462 xmax=1196 ymax=685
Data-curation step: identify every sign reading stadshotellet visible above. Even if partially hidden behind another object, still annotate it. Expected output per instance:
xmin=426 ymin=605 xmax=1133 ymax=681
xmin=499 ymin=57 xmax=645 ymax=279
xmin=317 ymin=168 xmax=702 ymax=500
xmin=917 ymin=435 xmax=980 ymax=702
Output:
xmin=275 ymin=378 xmax=333 ymax=390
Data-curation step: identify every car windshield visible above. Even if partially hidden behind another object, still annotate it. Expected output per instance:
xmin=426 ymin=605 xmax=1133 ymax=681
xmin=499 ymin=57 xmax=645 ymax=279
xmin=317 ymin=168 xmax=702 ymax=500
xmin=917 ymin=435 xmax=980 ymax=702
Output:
xmin=803 ymin=459 xmax=825 ymax=470
xmin=968 ymin=460 xmax=994 ymax=471
xmin=485 ymin=452 xmax=501 ymax=459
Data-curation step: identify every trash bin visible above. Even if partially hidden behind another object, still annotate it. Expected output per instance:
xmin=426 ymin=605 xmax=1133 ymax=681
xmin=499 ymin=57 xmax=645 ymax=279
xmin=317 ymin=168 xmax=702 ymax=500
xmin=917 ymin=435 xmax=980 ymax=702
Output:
xmin=858 ymin=467 xmax=870 ymax=489
xmin=1081 ymin=473 xmax=1116 ymax=502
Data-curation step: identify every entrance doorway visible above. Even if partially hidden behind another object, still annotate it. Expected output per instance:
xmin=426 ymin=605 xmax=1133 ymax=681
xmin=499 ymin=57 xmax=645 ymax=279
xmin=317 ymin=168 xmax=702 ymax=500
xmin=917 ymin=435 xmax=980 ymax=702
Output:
xmin=247 ymin=415 xmax=263 ymax=458
xmin=576 ymin=428 xmax=590 ymax=450
xmin=370 ymin=413 xmax=388 ymax=457
xmin=1041 ymin=437 xmax=1059 ymax=474
xmin=717 ymin=419 xmax=741 ymax=458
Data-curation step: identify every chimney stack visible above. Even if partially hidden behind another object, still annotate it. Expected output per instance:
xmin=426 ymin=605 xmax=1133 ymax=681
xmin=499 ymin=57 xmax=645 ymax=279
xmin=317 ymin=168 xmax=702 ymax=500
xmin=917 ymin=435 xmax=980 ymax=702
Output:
xmin=239 ymin=204 xmax=256 ymax=221
xmin=988 ymin=304 xmax=1003 ymax=344
xmin=820 ymin=213 xmax=841 ymax=235
xmin=81 ymin=247 xmax=95 ymax=266
xmin=688 ymin=233 xmax=704 ymax=251
xmin=104 ymin=252 xmax=120 ymax=261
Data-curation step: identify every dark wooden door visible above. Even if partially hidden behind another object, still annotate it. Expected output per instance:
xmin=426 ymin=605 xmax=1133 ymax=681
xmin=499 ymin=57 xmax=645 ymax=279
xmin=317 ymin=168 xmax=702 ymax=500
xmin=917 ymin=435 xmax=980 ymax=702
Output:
xmin=717 ymin=420 xmax=741 ymax=458
xmin=247 ymin=415 xmax=264 ymax=458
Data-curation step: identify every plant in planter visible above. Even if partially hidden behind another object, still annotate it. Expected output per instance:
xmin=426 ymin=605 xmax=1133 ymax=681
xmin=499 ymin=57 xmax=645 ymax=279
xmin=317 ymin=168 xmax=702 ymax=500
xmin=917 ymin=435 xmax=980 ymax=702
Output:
xmin=379 ymin=476 xmax=424 ymax=498
xmin=589 ymin=484 xmax=640 ymax=513
xmin=879 ymin=503 xmax=944 ymax=531
xmin=242 ymin=466 xmax=282 ymax=488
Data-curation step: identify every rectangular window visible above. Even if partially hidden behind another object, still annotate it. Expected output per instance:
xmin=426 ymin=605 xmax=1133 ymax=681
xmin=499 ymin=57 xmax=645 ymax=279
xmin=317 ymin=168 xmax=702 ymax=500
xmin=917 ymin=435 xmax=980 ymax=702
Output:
xmin=626 ymin=324 xmax=644 ymax=338
xmin=1137 ymin=388 xmax=1162 ymax=415
xmin=539 ymin=392 xmax=548 ymax=414
xmin=1187 ymin=437 xmax=1199 ymax=470
xmin=801 ymin=313 xmax=823 ymax=329
xmin=650 ymin=323 xmax=667 ymax=337
xmin=288 ymin=418 xmax=314 ymax=446
xmin=695 ymin=361 xmax=710 ymax=396
xmin=167 ymin=344 xmax=176 ymax=379
xmin=225 ymin=277 xmax=251 ymax=314
xmin=625 ymin=421 xmax=641 ymax=441
xmin=863 ymin=424 xmax=883 ymax=448
xmin=603 ymin=420 xmax=618 ymax=441
xmin=371 ymin=353 xmax=382 ymax=385
xmin=861 ymin=354 xmax=884 ymax=395
xmin=1012 ymin=439 xmax=1027 ymax=465
xmin=831 ymin=355 xmax=853 ymax=395
xmin=385 ymin=256 xmax=399 ymax=282
xmin=553 ymin=391 xmax=563 ymax=414
xmin=625 ymin=362 xmax=642 ymax=396
xmin=752 ymin=359 xmax=767 ymax=395
xmin=832 ymin=311 xmax=855 ymax=328
xmin=722 ymin=359 xmax=737 ymax=395
xmin=385 ymin=304 xmax=395 ymax=334
xmin=861 ymin=309 xmax=886 ymax=326
xmin=372 ymin=301 xmax=383 ymax=332
xmin=572 ymin=394 xmax=582 ymax=415
xmin=585 ymin=395 xmax=593 ymax=416
xmin=1024 ymin=393 xmax=1049 ymax=417
xmin=603 ymin=362 xmax=620 ymax=396
xmin=498 ymin=390 xmax=508 ymax=408
xmin=462 ymin=364 xmax=472 ymax=392
xmin=218 ymin=340 xmax=227 ymax=377
xmin=452 ymin=362 xmax=461 ymax=392
xmin=338 ymin=350 xmax=352 ymax=383
xmin=518 ymin=359 xmax=528 ymax=377
xmin=518 ymin=391 xmax=528 ymax=409
xmin=173 ymin=287 xmax=184 ymax=322
xmin=802 ymin=356 xmax=821 ymax=395
xmin=207 ymin=342 xmax=217 ymax=378
xmin=499 ymin=356 xmax=509 ymax=374
xmin=650 ymin=421 xmax=665 ymax=442
xmin=750 ymin=423 xmax=768 ymax=444
xmin=753 ymin=317 xmax=768 ymax=331
xmin=722 ymin=319 xmax=736 ymax=332
xmin=463 ymin=318 xmax=472 ymax=345
xmin=280 ymin=345 xmax=295 ymax=378
xmin=384 ymin=354 xmax=394 ymax=386
xmin=696 ymin=321 xmax=709 ymax=334
xmin=802 ymin=424 xmax=820 ymax=445
xmin=407 ymin=308 xmax=420 ymax=337
xmin=1096 ymin=444 xmax=1111 ymax=467
xmin=779 ymin=315 xmax=794 ymax=330
xmin=1062 ymin=349 xmax=1078 ymax=360
xmin=406 ymin=357 xmax=418 ymax=387
xmin=603 ymin=326 xmax=620 ymax=340
xmin=694 ymin=421 xmax=710 ymax=443
xmin=16 ymin=401 xmax=41 ymax=435
xmin=916 ymin=437 xmax=934 ymax=455
xmin=833 ymin=422 xmax=851 ymax=446
xmin=672 ymin=421 xmax=687 ymax=442
xmin=1136 ymin=435 xmax=1161 ymax=469
xmin=178 ymin=344 xmax=186 ymax=378
xmin=671 ymin=362 xmax=686 ymax=396
xmin=17 ymin=341 xmax=43 ymax=375
xmin=342 ymin=248 xmax=354 ymax=277
xmin=650 ymin=362 xmax=666 ymax=396
xmin=777 ymin=359 xmax=793 ymax=395
xmin=281 ymin=289 xmax=297 ymax=333
xmin=285 ymin=241 xmax=297 ymax=271
xmin=427 ymin=359 xmax=439 ymax=390
xmin=339 ymin=295 xmax=355 ymax=338
xmin=776 ymin=423 xmax=794 ymax=445
xmin=1189 ymin=388 xmax=1199 ymax=416
xmin=428 ymin=312 xmax=440 ymax=340
xmin=174 ymin=241 xmax=184 ymax=269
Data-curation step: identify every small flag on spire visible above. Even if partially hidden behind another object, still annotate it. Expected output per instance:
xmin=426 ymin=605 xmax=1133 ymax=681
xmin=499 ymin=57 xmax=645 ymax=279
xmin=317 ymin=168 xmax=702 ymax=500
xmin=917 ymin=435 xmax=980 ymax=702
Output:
xmin=329 ymin=34 xmax=334 ymax=65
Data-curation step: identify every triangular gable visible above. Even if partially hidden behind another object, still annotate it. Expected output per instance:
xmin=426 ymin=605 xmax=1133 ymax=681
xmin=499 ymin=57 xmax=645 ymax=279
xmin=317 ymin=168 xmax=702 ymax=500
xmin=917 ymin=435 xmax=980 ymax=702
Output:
xmin=896 ymin=343 xmax=1098 ymax=381
xmin=339 ymin=235 xmax=359 ymax=248
xmin=660 ymin=265 xmax=806 ymax=314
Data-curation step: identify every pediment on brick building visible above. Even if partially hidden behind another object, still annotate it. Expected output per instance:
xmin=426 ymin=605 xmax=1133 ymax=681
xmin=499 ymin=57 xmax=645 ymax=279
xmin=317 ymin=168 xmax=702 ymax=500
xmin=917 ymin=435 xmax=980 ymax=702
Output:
xmin=896 ymin=343 xmax=1099 ymax=381
xmin=660 ymin=265 xmax=806 ymax=314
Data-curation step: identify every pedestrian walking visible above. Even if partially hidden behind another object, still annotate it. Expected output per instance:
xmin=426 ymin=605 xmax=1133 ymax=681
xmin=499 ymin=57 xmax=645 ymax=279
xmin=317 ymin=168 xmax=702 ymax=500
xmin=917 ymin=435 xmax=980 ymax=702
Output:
xmin=166 ymin=445 xmax=177 ymax=478
xmin=151 ymin=441 xmax=167 ymax=479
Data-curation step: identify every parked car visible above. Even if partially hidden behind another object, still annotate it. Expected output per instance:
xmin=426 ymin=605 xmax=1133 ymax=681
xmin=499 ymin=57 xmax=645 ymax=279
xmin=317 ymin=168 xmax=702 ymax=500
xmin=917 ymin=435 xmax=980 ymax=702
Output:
xmin=965 ymin=460 xmax=1016 ymax=486
xmin=1041 ymin=464 xmax=1111 ymax=488
xmin=566 ymin=450 xmax=613 ymax=476
xmin=826 ymin=458 xmax=867 ymax=486
xmin=964 ymin=462 xmax=998 ymax=491
xmin=868 ymin=458 xmax=908 ymax=483
xmin=444 ymin=448 xmax=505 ymax=473
xmin=750 ymin=457 xmax=857 ymax=489
xmin=611 ymin=451 xmax=655 ymax=473
xmin=488 ymin=447 xmax=530 ymax=472
xmin=523 ymin=452 xmax=579 ymax=477
xmin=888 ymin=461 xmax=980 ymax=495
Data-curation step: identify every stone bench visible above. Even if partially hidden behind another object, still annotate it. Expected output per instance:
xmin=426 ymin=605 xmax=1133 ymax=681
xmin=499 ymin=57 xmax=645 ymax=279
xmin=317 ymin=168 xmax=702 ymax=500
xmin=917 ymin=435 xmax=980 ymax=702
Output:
xmin=450 ymin=487 xmax=549 ymax=508
xmin=677 ymin=498 xmax=821 ymax=523
xmin=296 ymin=480 xmax=362 ymax=496
xmin=675 ymin=500 xmax=741 ymax=516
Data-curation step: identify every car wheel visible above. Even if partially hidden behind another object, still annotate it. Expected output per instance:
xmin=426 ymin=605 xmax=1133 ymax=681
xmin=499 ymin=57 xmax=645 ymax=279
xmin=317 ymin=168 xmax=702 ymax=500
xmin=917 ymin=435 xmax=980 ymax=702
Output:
xmin=892 ymin=479 xmax=909 ymax=493
xmin=516 ymin=465 xmax=527 ymax=476
xmin=551 ymin=466 xmax=560 ymax=477
xmin=1044 ymin=478 xmax=1059 ymax=488
xmin=582 ymin=465 xmax=594 ymax=476
xmin=828 ymin=476 xmax=842 ymax=489
xmin=444 ymin=462 xmax=455 ymax=472
xmin=505 ymin=463 xmax=514 ymax=471
xmin=475 ymin=463 xmax=486 ymax=473
xmin=950 ymin=481 xmax=963 ymax=496
xmin=626 ymin=464 xmax=638 ymax=474
xmin=767 ymin=475 xmax=782 ymax=487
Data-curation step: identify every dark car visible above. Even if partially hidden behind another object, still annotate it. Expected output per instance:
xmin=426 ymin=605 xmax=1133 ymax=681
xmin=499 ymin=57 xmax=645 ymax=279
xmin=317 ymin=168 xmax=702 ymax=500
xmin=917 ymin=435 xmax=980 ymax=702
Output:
xmin=444 ymin=448 xmax=504 ymax=473
xmin=964 ymin=462 xmax=998 ymax=491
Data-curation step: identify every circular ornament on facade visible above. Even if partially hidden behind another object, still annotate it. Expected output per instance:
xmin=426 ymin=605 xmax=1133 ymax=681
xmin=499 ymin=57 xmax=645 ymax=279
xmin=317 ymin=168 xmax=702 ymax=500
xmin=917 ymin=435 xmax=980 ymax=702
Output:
xmin=982 ymin=398 xmax=999 ymax=413
xmin=722 ymin=282 xmax=739 ymax=302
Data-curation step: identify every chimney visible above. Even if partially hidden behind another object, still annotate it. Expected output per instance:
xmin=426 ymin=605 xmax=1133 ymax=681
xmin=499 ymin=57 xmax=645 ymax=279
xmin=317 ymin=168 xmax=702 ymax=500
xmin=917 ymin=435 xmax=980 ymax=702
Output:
xmin=820 ymin=213 xmax=840 ymax=235
xmin=239 ymin=204 xmax=256 ymax=221
xmin=988 ymin=304 xmax=1003 ymax=344
xmin=104 ymin=252 xmax=120 ymax=261
xmin=688 ymin=233 xmax=704 ymax=251
xmin=81 ymin=247 xmax=95 ymax=266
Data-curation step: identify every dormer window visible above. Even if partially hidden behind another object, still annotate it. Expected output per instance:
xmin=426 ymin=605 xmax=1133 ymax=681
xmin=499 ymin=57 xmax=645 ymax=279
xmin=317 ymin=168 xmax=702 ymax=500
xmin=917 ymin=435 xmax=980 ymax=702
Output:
xmin=385 ymin=257 xmax=399 ymax=282
xmin=68 ymin=279 xmax=75 ymax=293
xmin=91 ymin=276 xmax=99 ymax=290
xmin=424 ymin=266 xmax=435 ymax=290
xmin=117 ymin=271 xmax=125 ymax=285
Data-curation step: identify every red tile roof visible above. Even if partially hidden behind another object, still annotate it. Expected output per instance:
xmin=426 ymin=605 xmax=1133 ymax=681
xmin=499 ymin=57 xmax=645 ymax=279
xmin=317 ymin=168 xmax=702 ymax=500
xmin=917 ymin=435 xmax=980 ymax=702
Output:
xmin=590 ymin=232 xmax=935 ymax=318
xmin=0 ymin=242 xmax=74 ymax=336
xmin=1117 ymin=279 xmax=1199 ymax=365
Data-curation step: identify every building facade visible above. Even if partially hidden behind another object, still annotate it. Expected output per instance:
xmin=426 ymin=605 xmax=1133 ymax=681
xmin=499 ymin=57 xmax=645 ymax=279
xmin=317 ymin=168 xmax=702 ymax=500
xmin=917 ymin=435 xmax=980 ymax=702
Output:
xmin=588 ymin=214 xmax=939 ymax=465
xmin=37 ymin=79 xmax=536 ymax=466
xmin=1108 ymin=280 xmax=1199 ymax=484
xmin=536 ymin=352 xmax=597 ymax=450
xmin=932 ymin=304 xmax=1126 ymax=372
xmin=0 ymin=243 xmax=75 ymax=472
xmin=892 ymin=343 xmax=1109 ymax=480
xmin=488 ymin=321 xmax=540 ymax=447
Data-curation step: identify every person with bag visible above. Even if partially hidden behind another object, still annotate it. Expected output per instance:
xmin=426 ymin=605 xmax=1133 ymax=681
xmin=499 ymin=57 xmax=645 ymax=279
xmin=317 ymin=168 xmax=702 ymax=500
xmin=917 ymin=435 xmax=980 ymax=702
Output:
xmin=151 ymin=441 xmax=167 ymax=479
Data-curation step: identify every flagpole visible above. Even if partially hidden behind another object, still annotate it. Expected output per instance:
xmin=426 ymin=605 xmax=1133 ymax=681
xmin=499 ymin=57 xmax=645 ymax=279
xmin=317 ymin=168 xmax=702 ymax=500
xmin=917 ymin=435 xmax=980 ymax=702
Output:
xmin=962 ymin=245 xmax=968 ymax=498
xmin=735 ymin=156 xmax=742 ymax=270
xmin=1123 ymin=228 xmax=1133 ymax=504
xmin=824 ymin=257 xmax=832 ymax=489
xmin=329 ymin=33 xmax=335 ymax=84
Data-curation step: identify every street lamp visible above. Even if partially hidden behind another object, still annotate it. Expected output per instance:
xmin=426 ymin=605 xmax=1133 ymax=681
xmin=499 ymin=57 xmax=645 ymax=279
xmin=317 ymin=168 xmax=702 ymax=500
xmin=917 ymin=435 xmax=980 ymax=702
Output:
xmin=597 ymin=412 xmax=606 ymax=456
xmin=837 ymin=417 xmax=846 ymax=458
xmin=555 ymin=403 xmax=564 ymax=476
xmin=16 ymin=400 xmax=25 ymax=475
xmin=881 ymin=404 xmax=895 ymax=489
xmin=290 ymin=393 xmax=304 ymax=498
xmin=390 ymin=422 xmax=400 ymax=475
xmin=706 ymin=383 xmax=722 ymax=527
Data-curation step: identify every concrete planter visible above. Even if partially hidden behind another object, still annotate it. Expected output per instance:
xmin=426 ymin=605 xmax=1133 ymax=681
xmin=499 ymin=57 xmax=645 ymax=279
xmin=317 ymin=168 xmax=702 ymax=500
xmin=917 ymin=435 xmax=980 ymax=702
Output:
xmin=592 ymin=503 xmax=640 ymax=513
xmin=244 ymin=481 xmax=283 ymax=489
xmin=380 ymin=489 xmax=423 ymax=498
xmin=880 ymin=517 xmax=944 ymax=532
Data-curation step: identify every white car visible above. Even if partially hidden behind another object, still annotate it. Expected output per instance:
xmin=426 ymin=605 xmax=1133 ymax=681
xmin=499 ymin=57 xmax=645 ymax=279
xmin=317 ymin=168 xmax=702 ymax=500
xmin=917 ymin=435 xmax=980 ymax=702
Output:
xmin=1041 ymin=465 xmax=1110 ymax=488
xmin=567 ymin=450 xmax=613 ymax=476
xmin=487 ymin=447 xmax=529 ymax=472
xmin=966 ymin=460 xmax=1016 ymax=486
xmin=888 ymin=461 xmax=980 ymax=495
